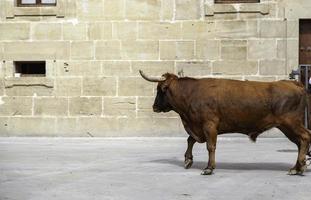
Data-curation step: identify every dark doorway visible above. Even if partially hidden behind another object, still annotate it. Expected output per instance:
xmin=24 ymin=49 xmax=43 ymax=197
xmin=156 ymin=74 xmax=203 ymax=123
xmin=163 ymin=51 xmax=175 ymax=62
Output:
xmin=299 ymin=19 xmax=311 ymax=65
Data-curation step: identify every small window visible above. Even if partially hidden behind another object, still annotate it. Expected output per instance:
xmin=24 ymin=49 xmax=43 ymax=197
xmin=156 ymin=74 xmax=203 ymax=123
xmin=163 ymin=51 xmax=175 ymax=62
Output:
xmin=17 ymin=0 xmax=57 ymax=7
xmin=14 ymin=61 xmax=46 ymax=77
xmin=215 ymin=0 xmax=259 ymax=3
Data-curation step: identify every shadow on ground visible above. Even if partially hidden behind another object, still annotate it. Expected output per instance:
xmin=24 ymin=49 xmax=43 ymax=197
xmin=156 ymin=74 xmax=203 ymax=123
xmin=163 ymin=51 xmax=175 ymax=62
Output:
xmin=151 ymin=158 xmax=292 ymax=171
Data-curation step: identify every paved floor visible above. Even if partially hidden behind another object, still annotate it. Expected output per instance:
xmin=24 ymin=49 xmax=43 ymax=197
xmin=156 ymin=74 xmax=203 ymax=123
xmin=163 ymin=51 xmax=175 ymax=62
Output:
xmin=0 ymin=137 xmax=311 ymax=200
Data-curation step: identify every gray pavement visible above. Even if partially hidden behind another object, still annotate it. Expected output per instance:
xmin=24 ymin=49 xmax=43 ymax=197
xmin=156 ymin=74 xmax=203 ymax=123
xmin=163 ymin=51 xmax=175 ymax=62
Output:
xmin=0 ymin=137 xmax=311 ymax=200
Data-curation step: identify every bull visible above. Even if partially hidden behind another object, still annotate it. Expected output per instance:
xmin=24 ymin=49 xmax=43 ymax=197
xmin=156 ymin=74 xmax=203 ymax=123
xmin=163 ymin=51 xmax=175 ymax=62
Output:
xmin=139 ymin=70 xmax=311 ymax=175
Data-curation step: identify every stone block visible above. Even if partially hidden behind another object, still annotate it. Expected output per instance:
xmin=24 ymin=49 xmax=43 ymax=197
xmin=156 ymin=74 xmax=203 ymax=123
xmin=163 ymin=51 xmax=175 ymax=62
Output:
xmin=175 ymin=0 xmax=201 ymax=20
xmin=286 ymin=20 xmax=298 ymax=38
xmin=102 ymin=61 xmax=131 ymax=77
xmin=0 ymin=23 xmax=30 ymax=40
xmin=63 ymin=23 xmax=87 ymax=40
xmin=286 ymin=39 xmax=298 ymax=60
xmin=70 ymin=41 xmax=94 ymax=60
xmin=221 ymin=40 xmax=247 ymax=46
xmin=160 ymin=41 xmax=195 ymax=60
xmin=138 ymin=22 xmax=181 ymax=40
xmin=3 ymin=41 xmax=70 ymax=60
xmin=0 ymin=117 xmax=9 ymax=136
xmin=161 ymin=0 xmax=174 ymax=20
xmin=0 ymin=43 xmax=3 ymax=60
xmin=259 ymin=60 xmax=286 ymax=75
xmin=196 ymin=40 xmax=220 ymax=60
xmin=69 ymin=97 xmax=102 ymax=116
xmin=57 ymin=61 xmax=101 ymax=77
xmin=76 ymin=0 xmax=104 ymax=20
xmin=7 ymin=117 xmax=56 ymax=136
xmin=103 ymin=97 xmax=136 ymax=117
xmin=104 ymin=0 xmax=125 ymax=20
xmin=244 ymin=76 xmax=277 ymax=82
xmin=82 ymin=77 xmax=117 ymax=96
xmin=88 ymin=22 xmax=112 ymax=40
xmin=112 ymin=22 xmax=137 ymax=40
xmin=176 ymin=61 xmax=211 ymax=77
xmin=213 ymin=61 xmax=258 ymax=75
xmin=118 ymin=77 xmax=154 ymax=96
xmin=77 ymin=117 xmax=119 ymax=136
xmin=248 ymin=39 xmax=277 ymax=60
xmin=221 ymin=46 xmax=247 ymax=60
xmin=121 ymin=41 xmax=159 ymax=60
xmin=215 ymin=20 xmax=258 ymax=39
xmin=34 ymin=97 xmax=68 ymax=116
xmin=95 ymin=41 xmax=121 ymax=60
xmin=260 ymin=20 xmax=286 ymax=38
xmin=181 ymin=21 xmax=215 ymax=40
xmin=0 ymin=97 xmax=32 ymax=116
xmin=32 ymin=23 xmax=61 ymax=40
xmin=55 ymin=78 xmax=82 ymax=96
xmin=126 ymin=0 xmax=161 ymax=20
xmin=131 ymin=61 xmax=175 ymax=76
xmin=277 ymin=40 xmax=286 ymax=59
xmin=56 ymin=117 xmax=81 ymax=136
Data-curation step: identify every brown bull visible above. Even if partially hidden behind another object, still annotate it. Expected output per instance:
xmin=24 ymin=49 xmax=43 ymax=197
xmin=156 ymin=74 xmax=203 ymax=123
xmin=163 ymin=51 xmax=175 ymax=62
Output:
xmin=139 ymin=70 xmax=311 ymax=175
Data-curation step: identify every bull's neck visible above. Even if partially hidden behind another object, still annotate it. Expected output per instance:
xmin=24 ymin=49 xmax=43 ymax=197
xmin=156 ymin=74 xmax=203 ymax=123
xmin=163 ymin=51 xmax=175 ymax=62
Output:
xmin=167 ymin=79 xmax=192 ymax=115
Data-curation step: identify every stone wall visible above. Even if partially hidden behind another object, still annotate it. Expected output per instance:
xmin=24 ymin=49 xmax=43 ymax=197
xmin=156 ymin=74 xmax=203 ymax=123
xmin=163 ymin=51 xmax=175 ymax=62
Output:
xmin=0 ymin=0 xmax=310 ymax=136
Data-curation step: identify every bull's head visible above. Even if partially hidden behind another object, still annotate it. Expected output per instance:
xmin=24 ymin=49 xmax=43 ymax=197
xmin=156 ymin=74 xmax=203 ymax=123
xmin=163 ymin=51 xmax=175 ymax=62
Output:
xmin=139 ymin=70 xmax=177 ymax=113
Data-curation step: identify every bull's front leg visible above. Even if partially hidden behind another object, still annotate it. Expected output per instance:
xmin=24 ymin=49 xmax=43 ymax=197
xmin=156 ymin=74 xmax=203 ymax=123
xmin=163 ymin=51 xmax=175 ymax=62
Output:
xmin=201 ymin=123 xmax=218 ymax=175
xmin=184 ymin=136 xmax=196 ymax=169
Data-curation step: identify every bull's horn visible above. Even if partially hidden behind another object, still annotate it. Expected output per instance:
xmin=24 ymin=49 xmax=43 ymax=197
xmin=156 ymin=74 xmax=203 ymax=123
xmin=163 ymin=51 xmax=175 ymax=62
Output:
xmin=139 ymin=70 xmax=166 ymax=82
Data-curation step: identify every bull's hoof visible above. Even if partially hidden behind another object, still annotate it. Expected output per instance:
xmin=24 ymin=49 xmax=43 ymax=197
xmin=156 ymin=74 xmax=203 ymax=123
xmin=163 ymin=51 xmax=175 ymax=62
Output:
xmin=201 ymin=168 xmax=214 ymax=175
xmin=288 ymin=165 xmax=307 ymax=176
xmin=184 ymin=159 xmax=193 ymax=169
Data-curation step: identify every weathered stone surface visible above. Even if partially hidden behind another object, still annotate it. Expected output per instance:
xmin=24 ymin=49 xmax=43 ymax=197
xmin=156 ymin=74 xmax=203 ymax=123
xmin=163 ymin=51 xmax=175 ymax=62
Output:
xmin=63 ymin=23 xmax=87 ymax=40
xmin=55 ymin=78 xmax=82 ymax=96
xmin=103 ymin=97 xmax=136 ymax=117
xmin=57 ymin=61 xmax=102 ymax=77
xmin=0 ymin=97 xmax=32 ymax=116
xmin=69 ymin=97 xmax=102 ymax=116
xmin=102 ymin=61 xmax=131 ymax=77
xmin=76 ymin=0 xmax=104 ymax=20
xmin=160 ymin=41 xmax=195 ymax=60
xmin=104 ymin=0 xmax=125 ymax=20
xmin=196 ymin=40 xmax=220 ymax=60
xmin=181 ymin=21 xmax=215 ymax=39
xmin=215 ymin=20 xmax=258 ymax=39
xmin=77 ymin=117 xmax=119 ymax=136
xmin=0 ymin=117 xmax=9 ymax=136
xmin=277 ymin=40 xmax=286 ymax=59
xmin=176 ymin=61 xmax=211 ymax=77
xmin=5 ymin=78 xmax=54 ymax=96
xmin=95 ymin=41 xmax=121 ymax=60
xmin=138 ymin=22 xmax=181 ymax=40
xmin=82 ymin=77 xmax=117 ymax=96
xmin=248 ymin=39 xmax=277 ymax=60
xmin=221 ymin=46 xmax=247 ymax=60
xmin=3 ymin=42 xmax=70 ymax=60
xmin=7 ymin=117 xmax=56 ymax=136
xmin=259 ymin=60 xmax=286 ymax=75
xmin=34 ymin=97 xmax=68 ymax=116
xmin=175 ymin=0 xmax=201 ymax=20
xmin=161 ymin=0 xmax=174 ymax=20
xmin=70 ymin=41 xmax=94 ymax=60
xmin=121 ymin=41 xmax=159 ymax=60
xmin=260 ymin=20 xmax=286 ymax=38
xmin=32 ymin=23 xmax=61 ymax=40
xmin=119 ymin=77 xmax=154 ymax=96
xmin=213 ymin=61 xmax=258 ymax=75
xmin=113 ymin=22 xmax=137 ymax=40
xmin=88 ymin=22 xmax=112 ymax=40
xmin=244 ymin=76 xmax=277 ymax=82
xmin=56 ymin=117 xmax=81 ymax=136
xmin=126 ymin=0 xmax=161 ymax=20
xmin=0 ymin=23 xmax=30 ymax=40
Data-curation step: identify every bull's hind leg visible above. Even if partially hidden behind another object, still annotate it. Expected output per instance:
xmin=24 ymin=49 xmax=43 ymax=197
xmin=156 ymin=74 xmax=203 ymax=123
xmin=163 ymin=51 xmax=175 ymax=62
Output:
xmin=184 ymin=136 xmax=196 ymax=169
xmin=279 ymin=124 xmax=311 ymax=175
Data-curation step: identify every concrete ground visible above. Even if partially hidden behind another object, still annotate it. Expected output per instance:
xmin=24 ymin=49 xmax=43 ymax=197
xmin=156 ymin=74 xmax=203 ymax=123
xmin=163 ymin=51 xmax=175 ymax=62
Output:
xmin=0 ymin=137 xmax=311 ymax=200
